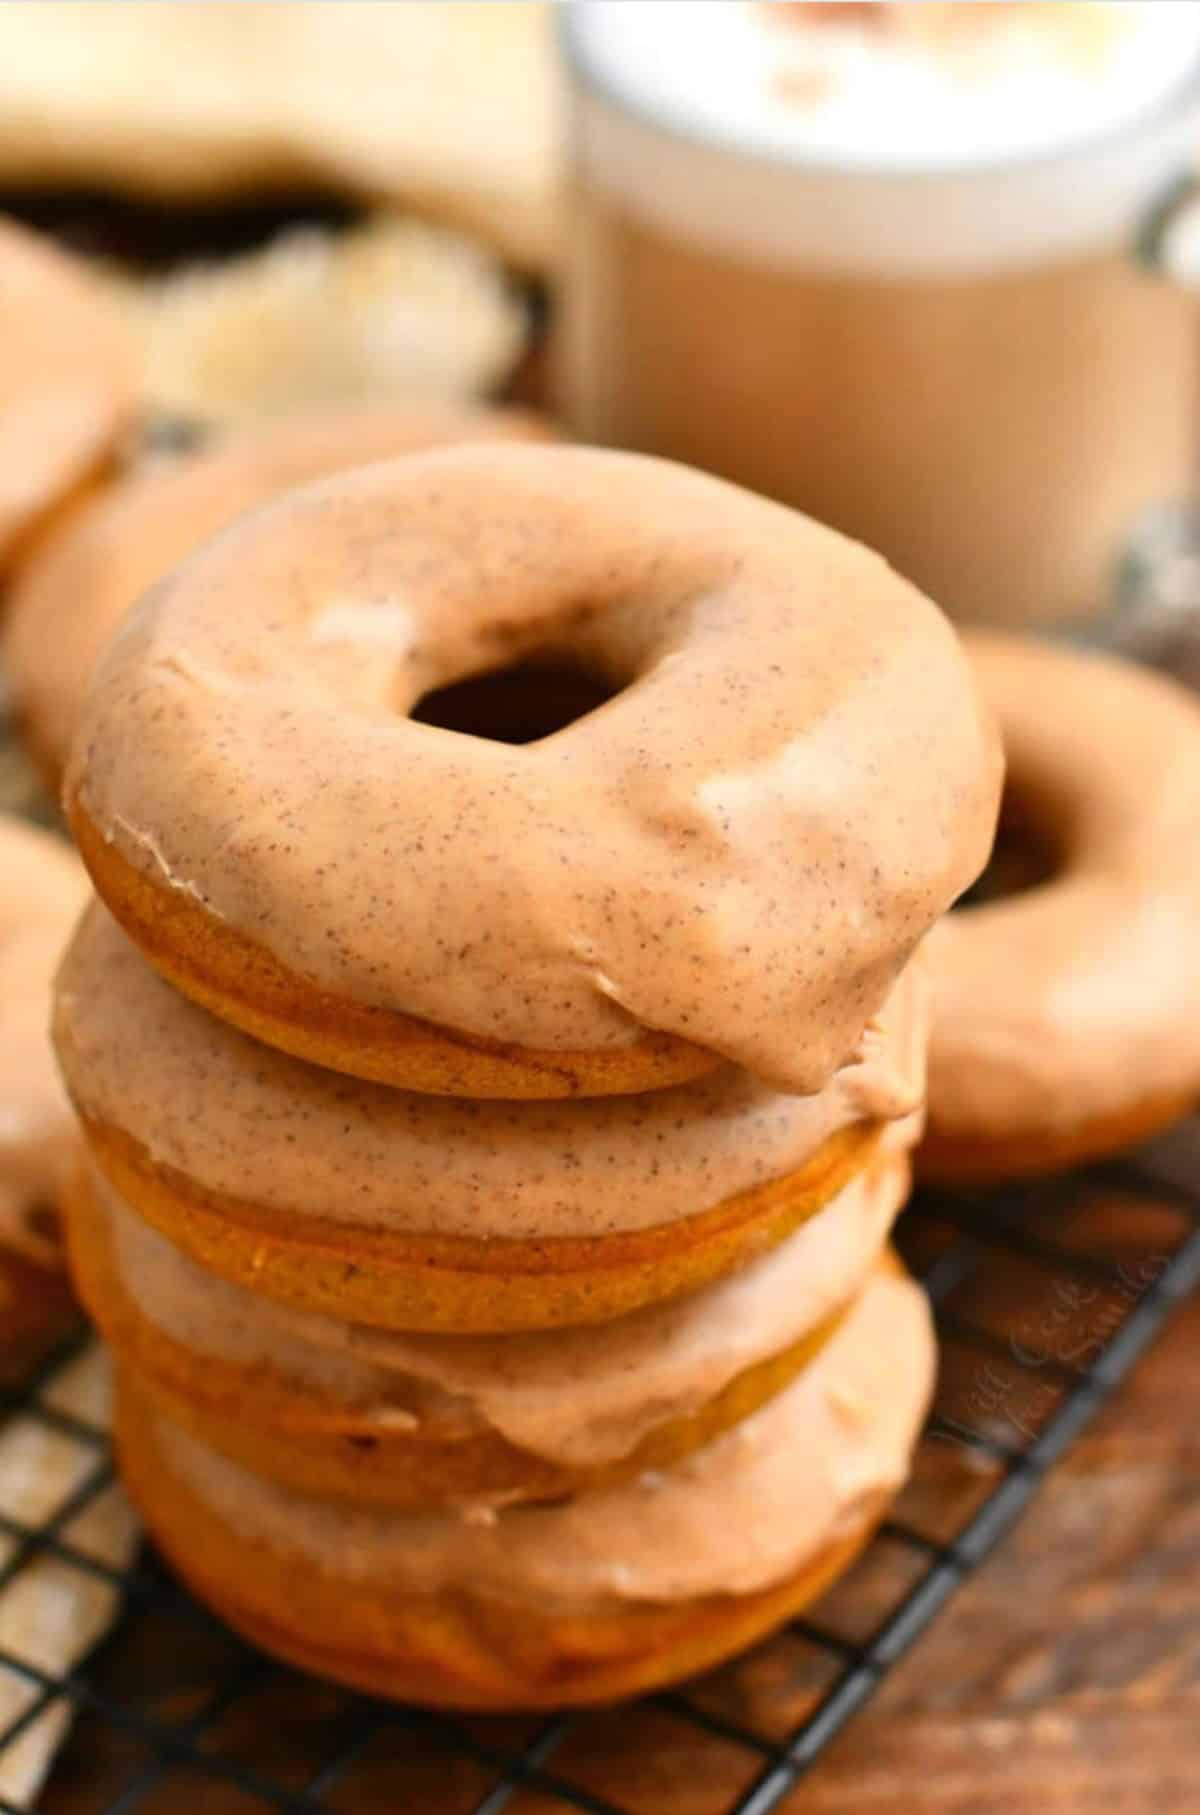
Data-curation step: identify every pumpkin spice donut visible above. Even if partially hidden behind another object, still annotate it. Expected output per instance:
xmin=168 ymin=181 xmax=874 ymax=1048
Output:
xmin=55 ymin=906 xmax=927 ymax=1331
xmin=922 ymin=633 xmax=1200 ymax=1182
xmin=69 ymin=1142 xmax=911 ymax=1510
xmin=0 ymin=814 xmax=90 ymax=1348
xmin=0 ymin=216 xmax=136 ymax=575
xmin=113 ymin=1252 xmax=935 ymax=1709
xmin=4 ymin=398 xmax=552 ymax=791
xmin=65 ymin=445 xmax=1001 ymax=1099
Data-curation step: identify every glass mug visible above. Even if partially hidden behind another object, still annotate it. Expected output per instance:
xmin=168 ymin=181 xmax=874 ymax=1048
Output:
xmin=556 ymin=3 xmax=1200 ymax=628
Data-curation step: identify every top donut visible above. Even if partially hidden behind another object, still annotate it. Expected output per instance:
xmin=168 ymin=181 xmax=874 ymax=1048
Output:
xmin=65 ymin=445 xmax=1001 ymax=1098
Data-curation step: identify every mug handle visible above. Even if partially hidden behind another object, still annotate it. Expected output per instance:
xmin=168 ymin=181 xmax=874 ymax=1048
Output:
xmin=1138 ymin=171 xmax=1200 ymax=285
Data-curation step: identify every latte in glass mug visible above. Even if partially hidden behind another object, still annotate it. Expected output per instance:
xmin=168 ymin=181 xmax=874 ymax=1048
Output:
xmin=558 ymin=2 xmax=1200 ymax=626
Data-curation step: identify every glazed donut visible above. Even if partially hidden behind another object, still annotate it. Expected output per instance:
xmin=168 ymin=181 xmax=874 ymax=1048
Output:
xmin=0 ymin=217 xmax=135 ymax=574
xmin=66 ymin=444 xmax=1000 ymax=1098
xmin=4 ymin=399 xmax=552 ymax=790
xmin=55 ymin=906 xmax=927 ymax=1331
xmin=69 ymin=1145 xmax=909 ymax=1510
xmin=0 ymin=815 xmax=90 ymax=1348
xmin=923 ymin=633 xmax=1200 ymax=1181
xmin=114 ymin=1254 xmax=934 ymax=1709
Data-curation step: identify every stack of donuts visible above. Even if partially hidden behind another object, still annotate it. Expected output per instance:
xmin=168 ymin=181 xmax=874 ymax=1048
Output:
xmin=53 ymin=445 xmax=1001 ymax=1707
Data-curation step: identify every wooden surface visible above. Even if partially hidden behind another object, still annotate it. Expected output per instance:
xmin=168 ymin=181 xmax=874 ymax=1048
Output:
xmin=796 ymin=1290 xmax=1200 ymax=1815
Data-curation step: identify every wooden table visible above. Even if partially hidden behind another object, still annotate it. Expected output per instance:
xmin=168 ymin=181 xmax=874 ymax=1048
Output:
xmin=785 ymin=1283 xmax=1200 ymax=1814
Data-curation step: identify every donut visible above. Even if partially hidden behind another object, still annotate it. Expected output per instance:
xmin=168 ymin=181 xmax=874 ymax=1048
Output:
xmin=0 ymin=814 xmax=90 ymax=1347
xmin=69 ymin=1143 xmax=909 ymax=1510
xmin=55 ymin=905 xmax=927 ymax=1331
xmin=65 ymin=444 xmax=1001 ymax=1098
xmin=0 ymin=216 xmax=135 ymax=574
xmin=923 ymin=633 xmax=1200 ymax=1181
xmin=113 ymin=1254 xmax=935 ymax=1709
xmin=4 ymin=400 xmax=553 ymax=790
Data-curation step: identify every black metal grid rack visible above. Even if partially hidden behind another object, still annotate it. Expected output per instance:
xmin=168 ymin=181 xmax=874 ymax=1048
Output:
xmin=3 ymin=1124 xmax=1200 ymax=1815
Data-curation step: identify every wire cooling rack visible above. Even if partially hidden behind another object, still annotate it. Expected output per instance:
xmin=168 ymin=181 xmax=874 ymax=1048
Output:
xmin=2 ymin=1125 xmax=1200 ymax=1815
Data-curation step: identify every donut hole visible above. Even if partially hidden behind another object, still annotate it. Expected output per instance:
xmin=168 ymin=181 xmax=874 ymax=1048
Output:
xmin=411 ymin=657 xmax=619 ymax=745
xmin=958 ymin=786 xmax=1061 ymax=909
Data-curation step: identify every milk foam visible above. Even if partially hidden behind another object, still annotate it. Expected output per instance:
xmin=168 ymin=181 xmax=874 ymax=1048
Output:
xmin=566 ymin=2 xmax=1200 ymax=271
xmin=570 ymin=3 xmax=1200 ymax=170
